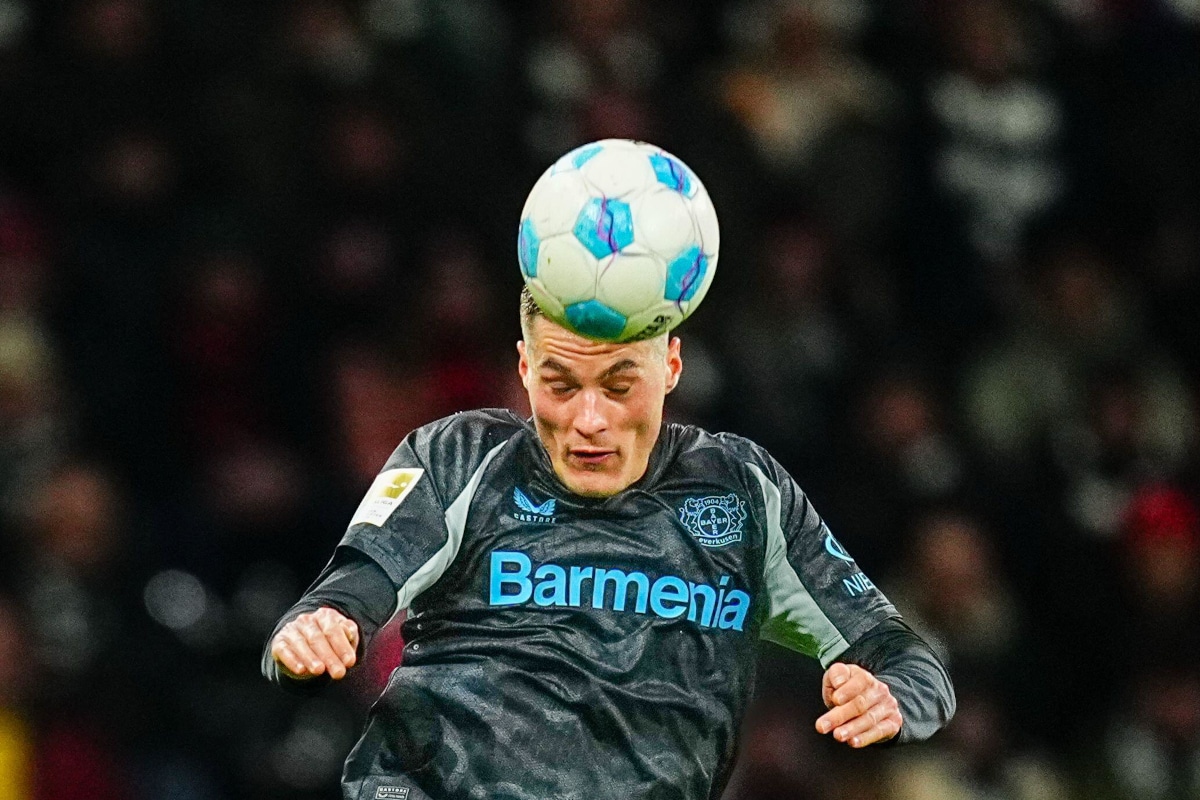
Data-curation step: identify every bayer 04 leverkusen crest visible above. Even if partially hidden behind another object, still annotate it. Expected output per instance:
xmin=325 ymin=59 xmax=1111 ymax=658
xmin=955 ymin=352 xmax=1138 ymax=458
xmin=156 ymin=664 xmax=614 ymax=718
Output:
xmin=679 ymin=494 xmax=746 ymax=548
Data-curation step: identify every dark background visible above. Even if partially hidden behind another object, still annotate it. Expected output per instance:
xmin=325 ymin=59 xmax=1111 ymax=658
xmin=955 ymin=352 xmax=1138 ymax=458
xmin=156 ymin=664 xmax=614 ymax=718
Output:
xmin=1 ymin=0 xmax=1198 ymax=798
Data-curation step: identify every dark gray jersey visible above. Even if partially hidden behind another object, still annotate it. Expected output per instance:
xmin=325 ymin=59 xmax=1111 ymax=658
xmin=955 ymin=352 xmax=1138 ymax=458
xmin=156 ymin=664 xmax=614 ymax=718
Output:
xmin=336 ymin=409 xmax=898 ymax=800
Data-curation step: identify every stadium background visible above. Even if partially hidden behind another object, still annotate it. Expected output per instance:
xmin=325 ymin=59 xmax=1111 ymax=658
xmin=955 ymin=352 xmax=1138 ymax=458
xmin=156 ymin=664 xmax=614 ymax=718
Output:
xmin=0 ymin=0 xmax=1198 ymax=797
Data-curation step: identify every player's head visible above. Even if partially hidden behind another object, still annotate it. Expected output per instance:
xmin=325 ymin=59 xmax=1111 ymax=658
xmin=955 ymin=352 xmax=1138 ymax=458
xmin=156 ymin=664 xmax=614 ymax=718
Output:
xmin=517 ymin=287 xmax=682 ymax=498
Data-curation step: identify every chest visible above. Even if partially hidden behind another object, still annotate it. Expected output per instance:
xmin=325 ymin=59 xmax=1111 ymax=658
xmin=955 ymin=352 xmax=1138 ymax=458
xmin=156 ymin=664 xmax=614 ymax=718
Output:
xmin=453 ymin=475 xmax=765 ymax=615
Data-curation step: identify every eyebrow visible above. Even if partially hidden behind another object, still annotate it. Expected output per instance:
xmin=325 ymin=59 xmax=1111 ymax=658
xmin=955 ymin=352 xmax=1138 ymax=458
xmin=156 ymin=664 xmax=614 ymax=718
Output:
xmin=599 ymin=359 xmax=640 ymax=380
xmin=538 ymin=358 xmax=640 ymax=381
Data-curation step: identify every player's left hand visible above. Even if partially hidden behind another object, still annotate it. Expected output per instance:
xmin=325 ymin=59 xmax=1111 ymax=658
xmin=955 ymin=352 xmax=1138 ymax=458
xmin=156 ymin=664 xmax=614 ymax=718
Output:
xmin=815 ymin=662 xmax=902 ymax=748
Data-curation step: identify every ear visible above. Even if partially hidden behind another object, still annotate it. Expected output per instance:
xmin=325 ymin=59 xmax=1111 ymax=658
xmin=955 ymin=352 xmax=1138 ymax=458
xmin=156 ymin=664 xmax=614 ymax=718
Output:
xmin=664 ymin=336 xmax=683 ymax=394
xmin=517 ymin=339 xmax=530 ymax=389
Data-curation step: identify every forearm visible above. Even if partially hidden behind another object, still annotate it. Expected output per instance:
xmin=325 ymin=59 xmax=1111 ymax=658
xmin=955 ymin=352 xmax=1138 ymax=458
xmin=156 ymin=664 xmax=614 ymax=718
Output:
xmin=837 ymin=618 xmax=956 ymax=743
xmin=262 ymin=546 xmax=399 ymax=694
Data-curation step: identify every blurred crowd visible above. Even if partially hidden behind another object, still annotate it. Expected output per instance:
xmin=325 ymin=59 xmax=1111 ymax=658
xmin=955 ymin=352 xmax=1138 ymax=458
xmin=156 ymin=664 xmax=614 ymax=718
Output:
xmin=0 ymin=0 xmax=1198 ymax=798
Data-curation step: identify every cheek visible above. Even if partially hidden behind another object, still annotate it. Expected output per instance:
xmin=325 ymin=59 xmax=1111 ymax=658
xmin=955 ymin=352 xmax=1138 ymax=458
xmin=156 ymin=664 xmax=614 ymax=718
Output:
xmin=623 ymin=396 xmax=658 ymax=436
xmin=531 ymin=394 xmax=568 ymax=434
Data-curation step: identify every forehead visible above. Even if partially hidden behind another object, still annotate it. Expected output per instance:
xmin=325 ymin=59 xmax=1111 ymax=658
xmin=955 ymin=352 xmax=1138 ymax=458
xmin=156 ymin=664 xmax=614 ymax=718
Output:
xmin=528 ymin=317 xmax=657 ymax=373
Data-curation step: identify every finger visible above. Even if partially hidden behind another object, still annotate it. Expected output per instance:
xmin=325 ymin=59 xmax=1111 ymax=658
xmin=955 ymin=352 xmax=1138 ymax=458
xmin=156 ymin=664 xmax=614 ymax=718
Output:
xmin=831 ymin=671 xmax=875 ymax=707
xmin=282 ymin=628 xmax=325 ymax=675
xmin=272 ymin=639 xmax=308 ymax=677
xmin=815 ymin=685 xmax=880 ymax=734
xmin=832 ymin=700 xmax=883 ymax=743
xmin=341 ymin=618 xmax=360 ymax=650
xmin=858 ymin=714 xmax=903 ymax=747
xmin=822 ymin=663 xmax=855 ymax=708
xmin=299 ymin=619 xmax=347 ymax=679
xmin=826 ymin=662 xmax=853 ymax=690
xmin=826 ymin=684 xmax=902 ymax=747
xmin=816 ymin=702 xmax=855 ymax=734
xmin=842 ymin=709 xmax=903 ymax=748
xmin=816 ymin=700 xmax=861 ymax=733
xmin=317 ymin=612 xmax=357 ymax=668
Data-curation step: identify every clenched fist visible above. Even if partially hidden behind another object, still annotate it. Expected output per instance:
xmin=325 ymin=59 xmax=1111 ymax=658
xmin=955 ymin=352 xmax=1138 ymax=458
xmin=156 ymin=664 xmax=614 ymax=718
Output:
xmin=815 ymin=662 xmax=902 ymax=748
xmin=271 ymin=607 xmax=360 ymax=680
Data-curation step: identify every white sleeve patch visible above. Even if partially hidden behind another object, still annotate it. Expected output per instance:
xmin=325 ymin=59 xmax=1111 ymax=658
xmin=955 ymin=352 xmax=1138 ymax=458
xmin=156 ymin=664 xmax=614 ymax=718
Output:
xmin=349 ymin=468 xmax=426 ymax=527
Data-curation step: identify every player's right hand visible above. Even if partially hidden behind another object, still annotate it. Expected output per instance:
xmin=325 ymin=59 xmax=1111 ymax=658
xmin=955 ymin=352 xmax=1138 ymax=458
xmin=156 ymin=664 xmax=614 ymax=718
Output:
xmin=271 ymin=607 xmax=359 ymax=680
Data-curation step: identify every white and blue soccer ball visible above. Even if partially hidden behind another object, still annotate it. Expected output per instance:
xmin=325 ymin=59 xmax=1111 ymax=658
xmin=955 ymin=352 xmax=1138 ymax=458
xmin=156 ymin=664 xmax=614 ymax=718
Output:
xmin=517 ymin=139 xmax=719 ymax=342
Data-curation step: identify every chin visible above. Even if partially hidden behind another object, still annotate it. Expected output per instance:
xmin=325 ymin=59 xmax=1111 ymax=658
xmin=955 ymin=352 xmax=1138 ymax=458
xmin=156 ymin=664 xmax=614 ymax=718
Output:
xmin=561 ymin=470 xmax=626 ymax=498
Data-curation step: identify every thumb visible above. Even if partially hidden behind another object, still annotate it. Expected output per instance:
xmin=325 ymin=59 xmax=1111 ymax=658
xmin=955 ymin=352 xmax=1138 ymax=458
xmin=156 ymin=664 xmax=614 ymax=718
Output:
xmin=827 ymin=662 xmax=852 ymax=687
xmin=823 ymin=663 xmax=851 ymax=706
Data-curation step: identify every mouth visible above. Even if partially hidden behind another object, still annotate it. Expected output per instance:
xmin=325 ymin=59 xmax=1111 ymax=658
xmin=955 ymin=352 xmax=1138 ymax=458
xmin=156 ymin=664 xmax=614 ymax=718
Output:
xmin=567 ymin=447 xmax=617 ymax=468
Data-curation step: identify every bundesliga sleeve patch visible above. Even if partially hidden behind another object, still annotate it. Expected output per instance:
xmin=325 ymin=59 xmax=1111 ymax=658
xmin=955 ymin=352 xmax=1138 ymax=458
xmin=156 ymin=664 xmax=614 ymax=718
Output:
xmin=350 ymin=468 xmax=425 ymax=527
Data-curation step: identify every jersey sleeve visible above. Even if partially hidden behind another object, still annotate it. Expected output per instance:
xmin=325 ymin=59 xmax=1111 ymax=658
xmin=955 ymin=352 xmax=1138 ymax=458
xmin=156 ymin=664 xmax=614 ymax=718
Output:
xmin=261 ymin=548 xmax=399 ymax=695
xmin=745 ymin=453 xmax=899 ymax=667
xmin=338 ymin=410 xmax=517 ymax=611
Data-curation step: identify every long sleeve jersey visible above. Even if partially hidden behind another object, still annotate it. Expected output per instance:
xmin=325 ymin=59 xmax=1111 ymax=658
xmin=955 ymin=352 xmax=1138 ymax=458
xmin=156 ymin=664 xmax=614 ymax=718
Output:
xmin=264 ymin=409 xmax=955 ymax=800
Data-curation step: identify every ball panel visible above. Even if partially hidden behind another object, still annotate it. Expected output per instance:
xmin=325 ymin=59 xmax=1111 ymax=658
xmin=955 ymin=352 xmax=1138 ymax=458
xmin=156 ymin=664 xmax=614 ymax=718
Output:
xmin=622 ymin=302 xmax=683 ymax=341
xmin=517 ymin=218 xmax=540 ymax=278
xmin=597 ymin=250 xmax=666 ymax=314
xmin=525 ymin=170 xmax=593 ymax=238
xmin=537 ymin=235 xmax=598 ymax=306
xmin=570 ymin=143 xmax=603 ymax=168
xmin=565 ymin=299 xmax=627 ymax=340
xmin=573 ymin=197 xmax=634 ymax=260
xmin=551 ymin=143 xmax=603 ymax=175
xmin=680 ymin=252 xmax=716 ymax=316
xmin=631 ymin=189 xmax=695 ymax=258
xmin=664 ymin=246 xmax=708 ymax=303
xmin=578 ymin=146 xmax=657 ymax=198
xmin=648 ymin=152 xmax=696 ymax=197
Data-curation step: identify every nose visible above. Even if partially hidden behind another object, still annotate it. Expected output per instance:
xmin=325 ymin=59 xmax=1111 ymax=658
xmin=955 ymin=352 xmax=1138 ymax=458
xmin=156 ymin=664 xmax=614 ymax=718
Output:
xmin=572 ymin=390 xmax=608 ymax=438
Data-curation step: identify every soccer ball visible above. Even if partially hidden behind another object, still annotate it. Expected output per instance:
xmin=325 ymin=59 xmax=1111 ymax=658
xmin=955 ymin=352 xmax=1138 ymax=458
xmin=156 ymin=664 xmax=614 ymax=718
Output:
xmin=517 ymin=139 xmax=719 ymax=342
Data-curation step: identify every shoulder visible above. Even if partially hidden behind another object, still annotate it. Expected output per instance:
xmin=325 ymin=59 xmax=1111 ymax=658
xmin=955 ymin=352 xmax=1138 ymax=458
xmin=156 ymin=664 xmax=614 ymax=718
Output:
xmin=391 ymin=408 xmax=530 ymax=501
xmin=664 ymin=423 xmax=802 ymax=505
xmin=409 ymin=408 xmax=529 ymax=448
xmin=665 ymin=423 xmax=778 ymax=474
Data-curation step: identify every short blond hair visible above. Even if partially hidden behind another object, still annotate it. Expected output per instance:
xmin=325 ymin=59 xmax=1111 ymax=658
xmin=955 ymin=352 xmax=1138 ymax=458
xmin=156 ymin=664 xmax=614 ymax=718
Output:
xmin=518 ymin=286 xmax=669 ymax=355
xmin=519 ymin=285 xmax=543 ymax=341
